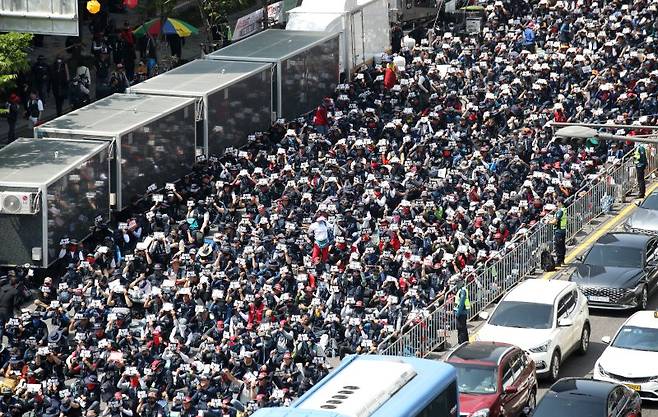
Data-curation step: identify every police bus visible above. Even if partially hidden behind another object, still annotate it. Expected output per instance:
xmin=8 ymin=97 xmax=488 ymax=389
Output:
xmin=251 ymin=355 xmax=459 ymax=417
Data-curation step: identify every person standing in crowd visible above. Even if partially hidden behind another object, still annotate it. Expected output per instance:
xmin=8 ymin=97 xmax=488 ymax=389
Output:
xmin=50 ymin=56 xmax=70 ymax=116
xmin=95 ymin=51 xmax=112 ymax=99
xmin=453 ymin=276 xmax=470 ymax=344
xmin=119 ymin=22 xmax=137 ymax=81
xmin=25 ymin=90 xmax=44 ymax=128
xmin=523 ymin=21 xmax=536 ymax=53
xmin=308 ymin=215 xmax=334 ymax=264
xmin=0 ymin=275 xmax=17 ymax=346
xmin=391 ymin=22 xmax=403 ymax=54
xmin=635 ymin=144 xmax=648 ymax=199
xmin=110 ymin=63 xmax=130 ymax=94
xmin=140 ymin=32 xmax=158 ymax=76
xmin=313 ymin=98 xmax=330 ymax=135
xmin=4 ymin=94 xmax=20 ymax=145
xmin=550 ymin=198 xmax=568 ymax=266
xmin=383 ymin=61 xmax=397 ymax=90
xmin=31 ymin=55 xmax=50 ymax=100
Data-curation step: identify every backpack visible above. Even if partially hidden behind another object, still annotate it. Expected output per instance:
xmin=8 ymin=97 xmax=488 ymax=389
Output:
xmin=186 ymin=217 xmax=199 ymax=231
xmin=540 ymin=249 xmax=556 ymax=272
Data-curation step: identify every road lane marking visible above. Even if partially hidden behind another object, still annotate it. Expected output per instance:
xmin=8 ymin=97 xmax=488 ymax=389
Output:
xmin=467 ymin=183 xmax=658 ymax=343
xmin=543 ymin=182 xmax=658 ymax=280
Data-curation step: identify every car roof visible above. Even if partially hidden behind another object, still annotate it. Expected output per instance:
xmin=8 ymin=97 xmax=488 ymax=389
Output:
xmin=549 ymin=378 xmax=616 ymax=399
xmin=594 ymin=233 xmax=652 ymax=249
xmin=623 ymin=310 xmax=658 ymax=330
xmin=447 ymin=342 xmax=515 ymax=366
xmin=503 ymin=279 xmax=574 ymax=305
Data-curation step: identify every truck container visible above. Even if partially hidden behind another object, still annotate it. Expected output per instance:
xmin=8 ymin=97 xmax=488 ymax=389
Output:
xmin=207 ymin=29 xmax=340 ymax=120
xmin=285 ymin=0 xmax=389 ymax=79
xmin=0 ymin=138 xmax=111 ymax=267
xmin=129 ymin=59 xmax=272 ymax=156
xmin=35 ymin=94 xmax=198 ymax=211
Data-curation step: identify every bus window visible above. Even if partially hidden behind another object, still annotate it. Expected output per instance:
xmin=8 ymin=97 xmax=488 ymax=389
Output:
xmin=416 ymin=381 xmax=458 ymax=417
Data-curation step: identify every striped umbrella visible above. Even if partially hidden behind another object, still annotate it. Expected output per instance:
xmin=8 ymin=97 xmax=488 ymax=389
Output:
xmin=133 ymin=17 xmax=199 ymax=37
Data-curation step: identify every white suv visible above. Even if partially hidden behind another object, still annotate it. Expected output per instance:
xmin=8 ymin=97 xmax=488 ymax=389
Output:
xmin=476 ymin=279 xmax=590 ymax=381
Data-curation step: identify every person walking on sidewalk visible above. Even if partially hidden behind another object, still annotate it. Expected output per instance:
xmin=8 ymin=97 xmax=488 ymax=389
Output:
xmin=453 ymin=275 xmax=470 ymax=344
xmin=550 ymin=198 xmax=568 ymax=266
xmin=50 ymin=56 xmax=70 ymax=116
xmin=4 ymin=94 xmax=20 ymax=145
xmin=31 ymin=55 xmax=50 ymax=101
xmin=25 ymin=91 xmax=44 ymax=128
xmin=635 ymin=144 xmax=648 ymax=199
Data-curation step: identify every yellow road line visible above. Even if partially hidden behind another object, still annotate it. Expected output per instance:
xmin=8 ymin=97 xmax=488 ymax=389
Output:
xmin=468 ymin=184 xmax=657 ymax=343
xmin=543 ymin=182 xmax=658 ymax=280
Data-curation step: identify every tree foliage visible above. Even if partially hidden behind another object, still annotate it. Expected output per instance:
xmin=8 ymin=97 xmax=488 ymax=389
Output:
xmin=0 ymin=32 xmax=33 ymax=93
xmin=199 ymin=0 xmax=258 ymax=26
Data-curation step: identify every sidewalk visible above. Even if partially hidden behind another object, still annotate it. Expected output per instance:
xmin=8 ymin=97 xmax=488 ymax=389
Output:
xmin=1 ymin=6 xmax=205 ymax=145
xmin=427 ymin=183 xmax=656 ymax=358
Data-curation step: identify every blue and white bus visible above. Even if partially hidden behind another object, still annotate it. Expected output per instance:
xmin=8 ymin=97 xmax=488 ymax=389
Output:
xmin=251 ymin=355 xmax=459 ymax=417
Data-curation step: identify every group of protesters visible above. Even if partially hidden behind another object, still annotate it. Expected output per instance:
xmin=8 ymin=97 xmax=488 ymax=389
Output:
xmin=0 ymin=0 xmax=658 ymax=416
xmin=4 ymin=10 xmax=183 ymax=145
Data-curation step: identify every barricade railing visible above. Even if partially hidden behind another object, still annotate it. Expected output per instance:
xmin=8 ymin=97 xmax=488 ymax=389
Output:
xmin=378 ymin=147 xmax=657 ymax=357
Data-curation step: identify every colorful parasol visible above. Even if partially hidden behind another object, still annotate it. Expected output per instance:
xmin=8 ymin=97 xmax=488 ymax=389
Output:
xmin=133 ymin=17 xmax=199 ymax=37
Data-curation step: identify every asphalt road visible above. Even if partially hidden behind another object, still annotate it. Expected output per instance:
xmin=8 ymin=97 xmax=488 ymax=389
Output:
xmin=460 ymin=188 xmax=658 ymax=415
xmin=537 ymin=293 xmax=658 ymax=416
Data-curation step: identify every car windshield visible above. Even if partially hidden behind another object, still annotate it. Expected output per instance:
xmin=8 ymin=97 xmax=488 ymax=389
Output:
xmin=488 ymin=301 xmax=553 ymax=329
xmin=532 ymin=395 xmax=604 ymax=417
xmin=583 ymin=245 xmax=643 ymax=268
xmin=640 ymin=194 xmax=658 ymax=210
xmin=612 ymin=325 xmax=658 ymax=352
xmin=453 ymin=364 xmax=498 ymax=395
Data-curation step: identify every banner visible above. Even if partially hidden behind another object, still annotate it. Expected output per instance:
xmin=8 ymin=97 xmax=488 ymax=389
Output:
xmin=233 ymin=1 xmax=284 ymax=41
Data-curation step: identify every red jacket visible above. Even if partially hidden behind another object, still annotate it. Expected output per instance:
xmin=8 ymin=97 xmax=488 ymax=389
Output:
xmin=384 ymin=67 xmax=397 ymax=90
xmin=313 ymin=105 xmax=328 ymax=127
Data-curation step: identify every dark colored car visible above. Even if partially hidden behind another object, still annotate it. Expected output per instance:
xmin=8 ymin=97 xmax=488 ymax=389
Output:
xmin=445 ymin=341 xmax=537 ymax=417
xmin=569 ymin=233 xmax=658 ymax=310
xmin=531 ymin=378 xmax=641 ymax=417
xmin=626 ymin=190 xmax=658 ymax=235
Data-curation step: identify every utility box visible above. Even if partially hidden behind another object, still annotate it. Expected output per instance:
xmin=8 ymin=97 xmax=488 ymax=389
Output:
xmin=35 ymin=94 xmax=198 ymax=212
xmin=0 ymin=138 xmax=111 ymax=268
xmin=207 ymin=29 xmax=340 ymax=120
xmin=128 ymin=59 xmax=272 ymax=156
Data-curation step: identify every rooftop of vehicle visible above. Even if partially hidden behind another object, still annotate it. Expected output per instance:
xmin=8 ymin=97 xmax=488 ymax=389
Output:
xmin=447 ymin=341 xmax=514 ymax=365
xmin=594 ymin=233 xmax=652 ymax=249
xmin=503 ymin=279 xmax=573 ymax=305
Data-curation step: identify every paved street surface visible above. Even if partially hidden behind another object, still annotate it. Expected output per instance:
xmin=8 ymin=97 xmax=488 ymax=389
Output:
xmin=453 ymin=181 xmax=658 ymax=415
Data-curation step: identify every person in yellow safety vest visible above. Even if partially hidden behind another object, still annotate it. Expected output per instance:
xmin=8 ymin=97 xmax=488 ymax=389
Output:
xmin=635 ymin=144 xmax=648 ymax=199
xmin=549 ymin=198 xmax=567 ymax=266
xmin=453 ymin=275 xmax=470 ymax=344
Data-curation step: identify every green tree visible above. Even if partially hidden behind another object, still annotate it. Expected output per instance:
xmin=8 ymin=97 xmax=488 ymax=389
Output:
xmin=0 ymin=32 xmax=33 ymax=103
xmin=196 ymin=0 xmax=259 ymax=44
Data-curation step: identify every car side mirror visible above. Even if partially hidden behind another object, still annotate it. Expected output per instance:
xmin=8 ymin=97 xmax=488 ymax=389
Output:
xmin=558 ymin=318 xmax=573 ymax=327
xmin=575 ymin=255 xmax=584 ymax=263
xmin=479 ymin=311 xmax=490 ymax=320
xmin=634 ymin=200 xmax=641 ymax=206
xmin=504 ymin=386 xmax=518 ymax=394
xmin=601 ymin=336 xmax=611 ymax=344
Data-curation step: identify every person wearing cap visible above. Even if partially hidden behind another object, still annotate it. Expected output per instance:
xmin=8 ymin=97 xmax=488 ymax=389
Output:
xmin=634 ymin=143 xmax=648 ymax=199
xmin=307 ymin=216 xmax=334 ymax=264
xmin=452 ymin=275 xmax=470 ymax=344
xmin=25 ymin=90 xmax=44 ymax=128
xmin=313 ymin=98 xmax=331 ymax=135
xmin=549 ymin=198 xmax=568 ymax=266
xmin=137 ymin=389 xmax=165 ymax=417
xmin=110 ymin=63 xmax=130 ymax=94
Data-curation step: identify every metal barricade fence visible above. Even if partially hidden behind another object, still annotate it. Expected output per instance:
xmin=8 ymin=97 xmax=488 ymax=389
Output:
xmin=378 ymin=147 xmax=657 ymax=357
